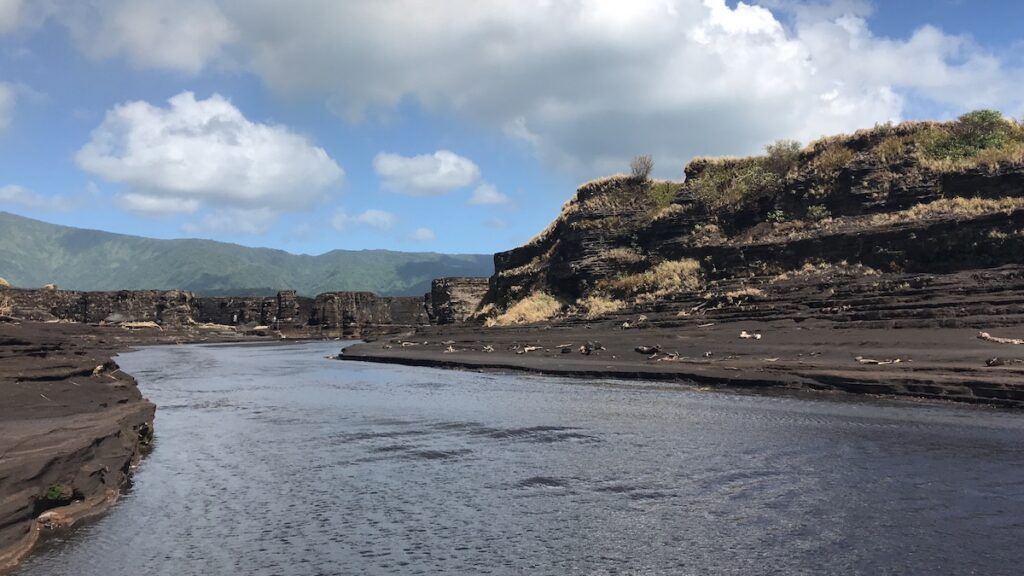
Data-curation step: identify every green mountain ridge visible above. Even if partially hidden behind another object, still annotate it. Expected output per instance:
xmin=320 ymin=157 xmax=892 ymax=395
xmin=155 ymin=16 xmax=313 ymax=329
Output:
xmin=0 ymin=212 xmax=493 ymax=296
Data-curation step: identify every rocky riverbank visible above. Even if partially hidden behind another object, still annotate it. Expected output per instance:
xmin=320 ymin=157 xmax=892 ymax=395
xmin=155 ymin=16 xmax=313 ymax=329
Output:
xmin=344 ymin=115 xmax=1024 ymax=407
xmin=0 ymin=320 xmax=292 ymax=573
xmin=340 ymin=311 xmax=1024 ymax=408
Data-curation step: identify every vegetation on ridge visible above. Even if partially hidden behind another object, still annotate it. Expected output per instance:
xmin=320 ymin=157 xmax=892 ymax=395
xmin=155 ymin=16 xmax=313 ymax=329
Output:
xmin=0 ymin=212 xmax=493 ymax=296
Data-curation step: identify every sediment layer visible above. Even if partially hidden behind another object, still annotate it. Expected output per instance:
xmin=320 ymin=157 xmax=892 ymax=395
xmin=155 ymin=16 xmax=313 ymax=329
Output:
xmin=0 ymin=320 xmax=293 ymax=573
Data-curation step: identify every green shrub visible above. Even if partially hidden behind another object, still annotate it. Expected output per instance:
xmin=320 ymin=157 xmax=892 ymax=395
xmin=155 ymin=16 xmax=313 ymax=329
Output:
xmin=647 ymin=181 xmax=676 ymax=211
xmin=764 ymin=139 xmax=801 ymax=177
xmin=919 ymin=109 xmax=1024 ymax=163
xmin=875 ymin=136 xmax=905 ymax=164
xmin=806 ymin=204 xmax=831 ymax=221
xmin=766 ymin=209 xmax=787 ymax=223
xmin=690 ymin=160 xmax=781 ymax=212
xmin=812 ymin=143 xmax=855 ymax=175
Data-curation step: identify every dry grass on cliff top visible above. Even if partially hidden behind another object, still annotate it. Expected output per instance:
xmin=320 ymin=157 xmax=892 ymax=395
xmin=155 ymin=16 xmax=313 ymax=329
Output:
xmin=487 ymin=291 xmax=564 ymax=326
xmin=0 ymin=277 xmax=10 ymax=288
xmin=577 ymin=294 xmax=625 ymax=319
xmin=871 ymin=196 xmax=1024 ymax=226
xmin=601 ymin=258 xmax=703 ymax=300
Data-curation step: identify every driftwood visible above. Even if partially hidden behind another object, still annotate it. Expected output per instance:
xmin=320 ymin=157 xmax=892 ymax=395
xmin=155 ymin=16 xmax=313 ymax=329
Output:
xmin=739 ymin=331 xmax=762 ymax=340
xmin=122 ymin=321 xmax=161 ymax=330
xmin=855 ymin=355 xmax=901 ymax=365
xmin=978 ymin=331 xmax=1024 ymax=345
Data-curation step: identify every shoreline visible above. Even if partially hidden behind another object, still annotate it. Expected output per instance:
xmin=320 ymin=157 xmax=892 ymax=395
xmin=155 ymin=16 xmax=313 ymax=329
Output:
xmin=339 ymin=318 xmax=1024 ymax=409
xmin=0 ymin=321 xmax=295 ymax=574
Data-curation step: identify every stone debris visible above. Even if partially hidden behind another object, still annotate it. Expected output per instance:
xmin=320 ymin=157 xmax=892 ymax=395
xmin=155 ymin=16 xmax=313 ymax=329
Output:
xmin=634 ymin=345 xmax=662 ymax=354
xmin=739 ymin=330 xmax=762 ymax=340
xmin=482 ymin=345 xmax=494 ymax=353
xmin=985 ymin=357 xmax=1024 ymax=366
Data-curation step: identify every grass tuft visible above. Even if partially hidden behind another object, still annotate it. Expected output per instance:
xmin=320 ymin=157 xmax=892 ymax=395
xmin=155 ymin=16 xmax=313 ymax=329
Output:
xmin=601 ymin=258 xmax=702 ymax=299
xmin=487 ymin=292 xmax=563 ymax=326
xmin=578 ymin=295 xmax=625 ymax=319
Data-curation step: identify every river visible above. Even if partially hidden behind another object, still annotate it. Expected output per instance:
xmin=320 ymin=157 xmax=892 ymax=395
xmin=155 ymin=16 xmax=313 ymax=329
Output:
xmin=15 ymin=341 xmax=1024 ymax=575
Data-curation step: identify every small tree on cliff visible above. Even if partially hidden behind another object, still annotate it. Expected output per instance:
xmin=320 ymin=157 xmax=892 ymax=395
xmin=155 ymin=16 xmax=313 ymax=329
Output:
xmin=630 ymin=155 xmax=654 ymax=182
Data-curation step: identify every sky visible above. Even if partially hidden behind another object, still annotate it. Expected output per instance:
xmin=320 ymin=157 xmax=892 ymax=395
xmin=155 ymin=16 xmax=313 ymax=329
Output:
xmin=0 ymin=0 xmax=1022 ymax=256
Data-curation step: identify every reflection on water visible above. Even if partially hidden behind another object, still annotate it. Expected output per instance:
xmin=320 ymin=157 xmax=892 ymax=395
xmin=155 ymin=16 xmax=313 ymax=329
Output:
xmin=16 ymin=341 xmax=1024 ymax=575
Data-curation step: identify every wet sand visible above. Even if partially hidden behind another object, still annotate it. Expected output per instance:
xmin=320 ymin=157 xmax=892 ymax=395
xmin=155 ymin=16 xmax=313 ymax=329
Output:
xmin=341 ymin=317 xmax=1024 ymax=408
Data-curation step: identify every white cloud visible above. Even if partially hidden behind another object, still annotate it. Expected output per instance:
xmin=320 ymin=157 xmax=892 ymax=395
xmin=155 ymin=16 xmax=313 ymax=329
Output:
xmin=62 ymin=0 xmax=235 ymax=73
xmin=0 ymin=0 xmax=22 ymax=34
xmin=77 ymin=91 xmax=343 ymax=217
xmin=0 ymin=184 xmax=70 ymax=211
xmin=468 ymin=182 xmax=509 ymax=205
xmin=331 ymin=208 xmax=396 ymax=232
xmin=0 ymin=83 xmax=14 ymax=131
xmin=181 ymin=207 xmax=277 ymax=235
xmin=220 ymin=0 xmax=1024 ymax=176
xmin=373 ymin=150 xmax=480 ymax=195
xmin=118 ymin=193 xmax=200 ymax=215
xmin=410 ymin=227 xmax=435 ymax=241
xmin=19 ymin=1 xmax=1024 ymax=178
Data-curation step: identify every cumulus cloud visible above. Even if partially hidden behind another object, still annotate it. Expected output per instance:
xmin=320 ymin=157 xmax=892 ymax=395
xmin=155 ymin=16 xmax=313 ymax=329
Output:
xmin=77 ymin=91 xmax=343 ymax=220
xmin=330 ymin=208 xmax=396 ymax=232
xmin=23 ymin=1 xmax=1024 ymax=177
xmin=0 ymin=184 xmax=70 ymax=211
xmin=118 ymin=193 xmax=200 ymax=215
xmin=0 ymin=0 xmax=22 ymax=33
xmin=373 ymin=150 xmax=480 ymax=195
xmin=222 ymin=0 xmax=1024 ymax=175
xmin=410 ymin=227 xmax=435 ymax=241
xmin=60 ymin=0 xmax=235 ymax=73
xmin=468 ymin=182 xmax=509 ymax=206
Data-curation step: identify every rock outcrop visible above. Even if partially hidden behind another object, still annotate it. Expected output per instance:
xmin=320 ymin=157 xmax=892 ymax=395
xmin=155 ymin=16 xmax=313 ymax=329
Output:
xmin=0 ymin=323 xmax=155 ymax=572
xmin=311 ymin=292 xmax=428 ymax=336
xmin=2 ymin=288 xmax=428 ymax=337
xmin=480 ymin=116 xmax=1024 ymax=329
xmin=427 ymin=277 xmax=489 ymax=324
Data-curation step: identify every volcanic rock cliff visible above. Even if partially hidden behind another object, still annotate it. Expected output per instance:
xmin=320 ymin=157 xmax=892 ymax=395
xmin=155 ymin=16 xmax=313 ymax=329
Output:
xmin=479 ymin=112 xmax=1024 ymax=328
xmin=1 ymin=287 xmax=428 ymax=337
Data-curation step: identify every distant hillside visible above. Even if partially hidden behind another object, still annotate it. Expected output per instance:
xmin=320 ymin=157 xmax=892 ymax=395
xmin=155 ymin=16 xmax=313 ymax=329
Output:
xmin=0 ymin=212 xmax=493 ymax=296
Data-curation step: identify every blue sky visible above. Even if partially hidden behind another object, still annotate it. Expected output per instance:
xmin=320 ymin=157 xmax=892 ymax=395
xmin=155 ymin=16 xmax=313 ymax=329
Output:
xmin=0 ymin=0 xmax=1022 ymax=255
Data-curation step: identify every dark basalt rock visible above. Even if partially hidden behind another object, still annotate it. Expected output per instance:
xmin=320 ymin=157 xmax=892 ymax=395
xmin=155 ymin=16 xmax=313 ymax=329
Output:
xmin=3 ymin=288 xmax=428 ymax=337
xmin=479 ymin=129 xmax=1024 ymax=330
xmin=427 ymin=277 xmax=490 ymax=324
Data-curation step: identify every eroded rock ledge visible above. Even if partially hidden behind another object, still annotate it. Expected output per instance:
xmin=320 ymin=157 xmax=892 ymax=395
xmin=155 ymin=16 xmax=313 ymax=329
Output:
xmin=2 ymin=288 xmax=428 ymax=338
xmin=0 ymin=322 xmax=156 ymax=573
